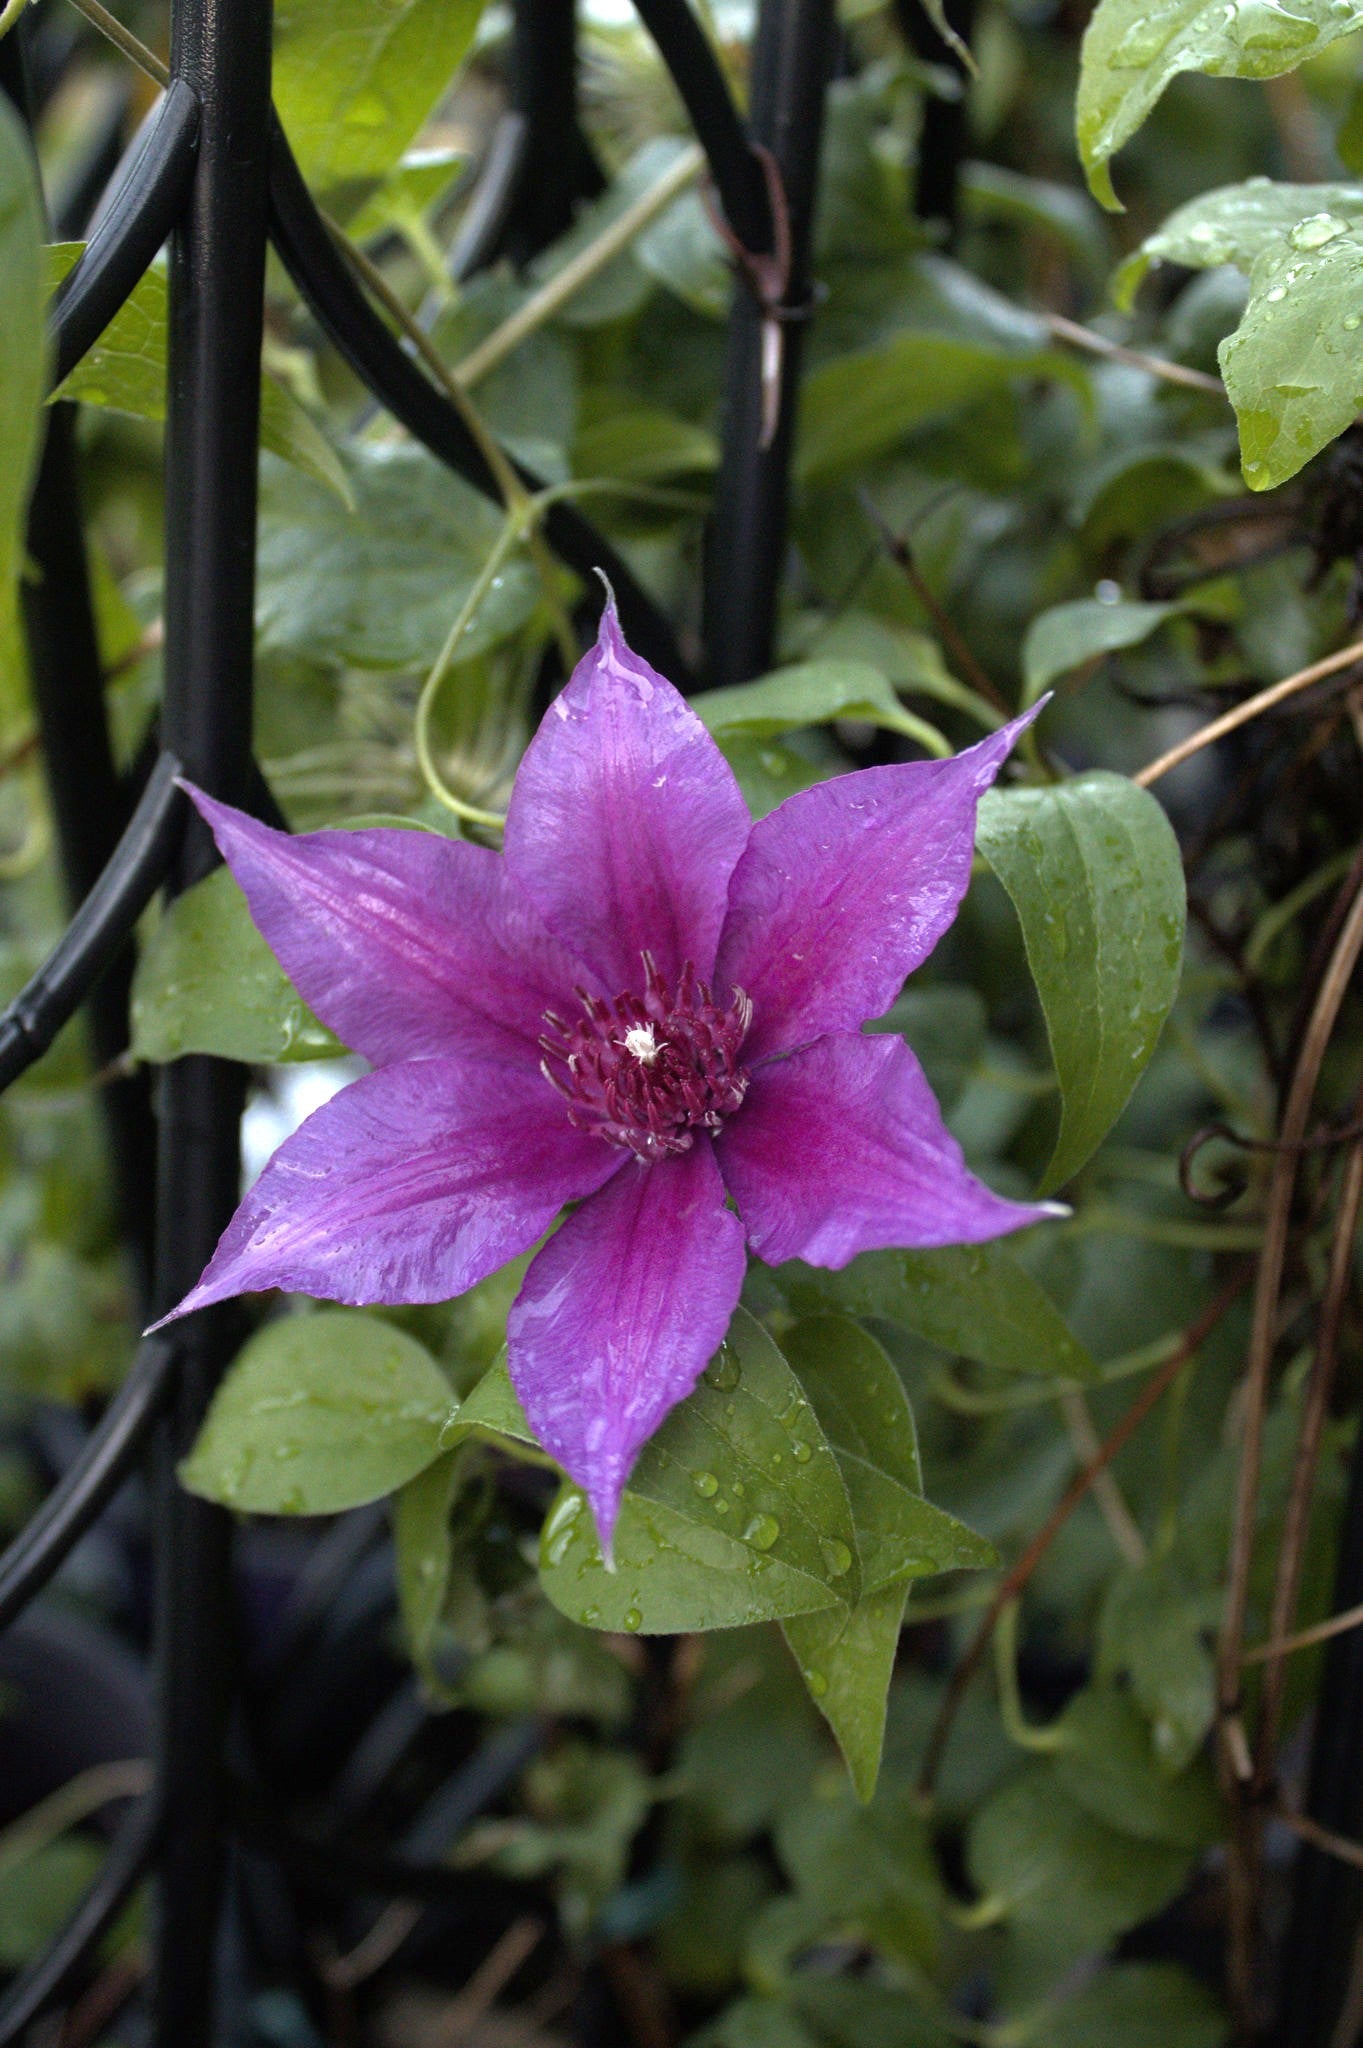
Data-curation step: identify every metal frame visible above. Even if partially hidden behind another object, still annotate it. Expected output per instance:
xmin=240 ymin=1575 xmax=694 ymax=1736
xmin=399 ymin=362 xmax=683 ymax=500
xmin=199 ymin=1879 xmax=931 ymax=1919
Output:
xmin=0 ymin=0 xmax=837 ymax=2038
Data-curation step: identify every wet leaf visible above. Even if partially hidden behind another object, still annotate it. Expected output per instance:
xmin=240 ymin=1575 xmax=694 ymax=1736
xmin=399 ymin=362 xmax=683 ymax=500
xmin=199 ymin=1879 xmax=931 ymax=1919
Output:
xmin=777 ymin=1243 xmax=1097 ymax=1380
xmin=976 ymin=772 xmax=1186 ymax=1191
xmin=1113 ymin=178 xmax=1363 ymax=489
xmin=1077 ymin=0 xmax=1363 ymax=208
xmin=539 ymin=1307 xmax=858 ymax=1633
xmin=181 ymin=1309 xmax=451 ymax=1513
xmin=131 ymin=865 xmax=345 ymax=1065
xmin=779 ymin=1316 xmax=994 ymax=1798
xmin=392 ymin=1447 xmax=462 ymax=1678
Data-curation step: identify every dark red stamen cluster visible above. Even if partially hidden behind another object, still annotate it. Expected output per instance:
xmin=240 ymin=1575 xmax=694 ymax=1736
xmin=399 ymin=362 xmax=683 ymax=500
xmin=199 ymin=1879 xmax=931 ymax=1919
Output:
xmin=540 ymin=952 xmax=752 ymax=1162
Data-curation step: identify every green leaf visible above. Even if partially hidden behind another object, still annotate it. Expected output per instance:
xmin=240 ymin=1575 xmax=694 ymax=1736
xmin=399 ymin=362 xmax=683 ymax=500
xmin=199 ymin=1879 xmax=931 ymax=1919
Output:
xmin=256 ymin=444 xmax=538 ymax=670
xmin=778 ymin=1316 xmax=993 ymax=1798
xmin=1050 ymin=1686 xmax=1223 ymax=1848
xmin=572 ymin=399 xmax=718 ymax=482
xmin=693 ymin=660 xmax=949 ymax=753
xmin=0 ymin=1839 xmax=104 ymax=1972
xmin=1098 ymin=1561 xmax=1219 ymax=1771
xmin=777 ymin=1243 xmax=1097 ymax=1381
xmin=0 ymin=101 xmax=45 ymax=750
xmin=783 ymin=1587 xmax=910 ymax=1803
xmin=968 ymin=1766 xmax=1194 ymax=1954
xmin=976 ymin=772 xmax=1186 ymax=1191
xmin=1029 ymin=1963 xmax=1226 ymax=2048
xmin=273 ymin=0 xmax=484 ymax=207
xmin=131 ymin=864 xmax=345 ymax=1065
xmin=180 ymin=1309 xmax=451 ymax=1514
xmin=539 ymin=1307 xmax=858 ymax=1633
xmin=1021 ymin=597 xmax=1187 ymax=703
xmin=392 ymin=1447 xmax=462 ymax=1678
xmin=1113 ymin=179 xmax=1363 ymax=489
xmin=1076 ymin=0 xmax=1363 ymax=208
xmin=716 ymin=735 xmax=834 ymax=820
xmin=798 ymin=332 xmax=1084 ymax=484
xmin=636 ymin=186 xmax=731 ymax=316
xmin=441 ymin=1350 xmax=536 ymax=1448
xmin=776 ymin=1782 xmax=945 ymax=1970
xmin=50 ymin=253 xmax=354 ymax=506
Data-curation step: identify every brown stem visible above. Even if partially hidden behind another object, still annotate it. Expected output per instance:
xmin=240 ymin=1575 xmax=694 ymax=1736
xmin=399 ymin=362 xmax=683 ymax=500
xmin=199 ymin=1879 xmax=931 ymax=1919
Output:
xmin=1135 ymin=639 xmax=1363 ymax=790
xmin=916 ymin=1267 xmax=1252 ymax=1798
xmin=1218 ymin=865 xmax=1363 ymax=2027
xmin=856 ymin=490 xmax=1010 ymax=715
xmin=1254 ymin=1121 xmax=1363 ymax=1786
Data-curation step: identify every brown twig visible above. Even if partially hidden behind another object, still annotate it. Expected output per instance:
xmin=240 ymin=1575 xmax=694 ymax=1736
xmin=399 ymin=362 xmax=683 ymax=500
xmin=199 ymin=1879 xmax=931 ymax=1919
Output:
xmin=857 ymin=490 xmax=1010 ymax=715
xmin=916 ymin=1267 xmax=1252 ymax=1798
xmin=1244 ymin=1596 xmax=1363 ymax=1666
xmin=1043 ymin=312 xmax=1225 ymax=397
xmin=1217 ymin=864 xmax=1363 ymax=2026
xmin=1253 ymin=1115 xmax=1363 ymax=1786
xmin=1276 ymin=1802 xmax=1363 ymax=1875
xmin=1135 ymin=639 xmax=1363 ymax=789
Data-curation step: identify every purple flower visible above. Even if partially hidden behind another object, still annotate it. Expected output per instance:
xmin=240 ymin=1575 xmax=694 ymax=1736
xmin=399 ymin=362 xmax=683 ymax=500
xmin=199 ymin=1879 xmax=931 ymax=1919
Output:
xmin=154 ymin=601 xmax=1055 ymax=1550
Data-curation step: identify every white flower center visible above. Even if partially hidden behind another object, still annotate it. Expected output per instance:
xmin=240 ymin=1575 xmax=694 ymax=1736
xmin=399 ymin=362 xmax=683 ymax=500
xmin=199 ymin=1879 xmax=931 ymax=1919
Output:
xmin=622 ymin=1022 xmax=663 ymax=1064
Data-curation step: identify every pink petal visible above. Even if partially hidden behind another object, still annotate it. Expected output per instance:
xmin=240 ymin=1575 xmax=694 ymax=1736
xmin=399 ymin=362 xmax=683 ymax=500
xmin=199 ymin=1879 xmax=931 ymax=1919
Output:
xmin=150 ymin=1057 xmax=622 ymax=1326
xmin=506 ymin=1137 xmax=746 ymax=1553
xmin=716 ymin=1031 xmax=1056 ymax=1268
xmin=503 ymin=599 xmax=751 ymax=995
xmin=187 ymin=786 xmax=584 ymax=1067
xmin=714 ymin=710 xmax=1041 ymax=1064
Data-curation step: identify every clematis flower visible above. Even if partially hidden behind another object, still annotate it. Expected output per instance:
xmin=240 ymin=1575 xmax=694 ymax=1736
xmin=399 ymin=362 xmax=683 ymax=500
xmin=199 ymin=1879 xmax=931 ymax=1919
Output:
xmin=153 ymin=599 xmax=1057 ymax=1551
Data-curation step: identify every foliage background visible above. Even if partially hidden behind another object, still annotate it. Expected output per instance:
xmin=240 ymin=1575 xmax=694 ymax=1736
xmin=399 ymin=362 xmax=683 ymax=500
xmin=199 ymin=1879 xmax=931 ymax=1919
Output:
xmin=4 ymin=0 xmax=1363 ymax=2039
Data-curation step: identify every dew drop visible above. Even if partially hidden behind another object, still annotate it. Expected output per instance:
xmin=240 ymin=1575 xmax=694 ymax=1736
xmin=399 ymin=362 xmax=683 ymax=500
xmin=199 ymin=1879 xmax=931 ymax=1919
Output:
xmin=805 ymin=1668 xmax=829 ymax=1697
xmin=743 ymin=1513 xmax=780 ymax=1550
xmin=693 ymin=1470 xmax=719 ymax=1498
xmin=582 ymin=1605 xmax=600 ymax=1625
xmin=791 ymin=1440 xmax=812 ymax=1464
xmin=733 ymin=1479 xmax=746 ymax=1498
xmin=623 ymin=1607 xmax=642 ymax=1632
xmin=1290 ymin=211 xmax=1348 ymax=251
xmin=703 ymin=1344 xmax=741 ymax=1392
xmin=1346 ymin=313 xmax=1361 ymax=331
xmin=822 ymin=1538 xmax=854 ymax=1578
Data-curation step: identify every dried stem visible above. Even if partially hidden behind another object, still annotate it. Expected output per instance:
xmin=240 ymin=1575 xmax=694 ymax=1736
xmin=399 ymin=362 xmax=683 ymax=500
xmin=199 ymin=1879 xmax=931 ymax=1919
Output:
xmin=917 ymin=1267 xmax=1251 ymax=1798
xmin=1135 ymin=639 xmax=1363 ymax=790
xmin=856 ymin=490 xmax=1010 ymax=715
xmin=1043 ymin=312 xmax=1225 ymax=397
xmin=1254 ymin=1124 xmax=1363 ymax=1785
xmin=1218 ymin=865 xmax=1363 ymax=2026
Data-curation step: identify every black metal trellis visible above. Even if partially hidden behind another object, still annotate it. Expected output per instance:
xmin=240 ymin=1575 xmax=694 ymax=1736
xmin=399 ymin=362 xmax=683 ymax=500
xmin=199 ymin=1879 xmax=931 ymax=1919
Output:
xmin=0 ymin=0 xmax=837 ymax=2038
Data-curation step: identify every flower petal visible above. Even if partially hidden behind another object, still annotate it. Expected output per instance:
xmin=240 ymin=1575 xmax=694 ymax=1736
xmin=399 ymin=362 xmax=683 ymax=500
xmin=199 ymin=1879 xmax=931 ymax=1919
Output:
xmin=187 ymin=786 xmax=583 ymax=1067
xmin=503 ymin=599 xmax=751 ymax=992
xmin=506 ymin=1138 xmax=746 ymax=1553
xmin=714 ymin=710 xmax=1041 ymax=1064
xmin=716 ymin=1031 xmax=1056 ymax=1268
xmin=150 ymin=1057 xmax=621 ymax=1326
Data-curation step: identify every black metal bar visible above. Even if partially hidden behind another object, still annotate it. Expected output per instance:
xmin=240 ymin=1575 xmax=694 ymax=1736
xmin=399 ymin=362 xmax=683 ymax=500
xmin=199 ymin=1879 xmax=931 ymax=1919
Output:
xmin=0 ymin=1796 xmax=158 ymax=2048
xmin=0 ymin=750 xmax=183 ymax=1097
xmin=703 ymin=0 xmax=837 ymax=685
xmin=0 ymin=1336 xmax=176 ymax=1632
xmin=22 ymin=405 xmax=160 ymax=1290
xmin=50 ymin=81 xmax=201 ymax=390
xmin=632 ymin=0 xmax=773 ymax=254
xmin=1275 ymin=1426 xmax=1363 ymax=2046
xmin=151 ymin=0 xmax=273 ymax=2036
xmin=448 ymin=110 xmax=528 ymax=283
xmin=266 ymin=121 xmax=694 ymax=686
xmin=496 ymin=0 xmax=602 ymax=264
xmin=895 ymin=0 xmax=974 ymax=237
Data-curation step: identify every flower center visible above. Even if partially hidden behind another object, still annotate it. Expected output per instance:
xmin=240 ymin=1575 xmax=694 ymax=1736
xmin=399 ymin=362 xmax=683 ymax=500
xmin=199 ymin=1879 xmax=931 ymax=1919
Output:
xmin=539 ymin=952 xmax=752 ymax=1163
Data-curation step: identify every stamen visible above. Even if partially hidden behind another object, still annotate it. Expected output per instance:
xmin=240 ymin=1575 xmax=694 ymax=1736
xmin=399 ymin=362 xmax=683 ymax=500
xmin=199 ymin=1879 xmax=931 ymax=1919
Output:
xmin=539 ymin=955 xmax=752 ymax=1161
